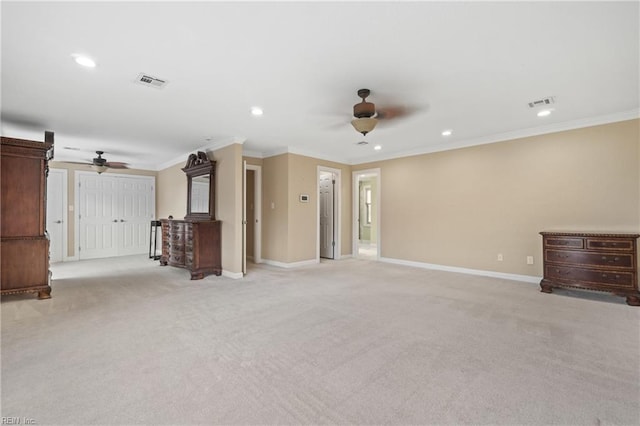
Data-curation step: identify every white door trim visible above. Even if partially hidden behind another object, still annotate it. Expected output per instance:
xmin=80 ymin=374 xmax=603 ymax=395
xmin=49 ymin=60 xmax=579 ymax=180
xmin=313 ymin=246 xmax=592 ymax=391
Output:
xmin=48 ymin=168 xmax=69 ymax=261
xmin=352 ymin=168 xmax=381 ymax=259
xmin=317 ymin=166 xmax=341 ymax=261
xmin=245 ymin=164 xmax=262 ymax=264
xmin=74 ymin=171 xmax=156 ymax=259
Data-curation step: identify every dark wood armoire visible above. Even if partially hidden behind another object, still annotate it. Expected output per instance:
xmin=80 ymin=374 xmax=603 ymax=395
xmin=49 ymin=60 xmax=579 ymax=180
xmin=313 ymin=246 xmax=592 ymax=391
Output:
xmin=1 ymin=133 xmax=54 ymax=299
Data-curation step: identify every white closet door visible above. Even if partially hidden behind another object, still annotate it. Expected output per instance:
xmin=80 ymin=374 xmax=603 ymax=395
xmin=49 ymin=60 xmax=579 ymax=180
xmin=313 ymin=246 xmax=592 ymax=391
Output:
xmin=78 ymin=174 xmax=119 ymax=259
xmin=78 ymin=173 xmax=155 ymax=259
xmin=118 ymin=177 xmax=154 ymax=255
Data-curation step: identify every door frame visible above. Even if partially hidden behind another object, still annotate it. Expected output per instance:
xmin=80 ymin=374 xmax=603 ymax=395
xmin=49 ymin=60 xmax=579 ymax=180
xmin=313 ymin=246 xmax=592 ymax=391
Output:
xmin=74 ymin=171 xmax=156 ymax=259
xmin=352 ymin=168 xmax=381 ymax=259
xmin=244 ymin=164 xmax=262 ymax=266
xmin=317 ymin=166 xmax=341 ymax=261
xmin=48 ymin=168 xmax=69 ymax=261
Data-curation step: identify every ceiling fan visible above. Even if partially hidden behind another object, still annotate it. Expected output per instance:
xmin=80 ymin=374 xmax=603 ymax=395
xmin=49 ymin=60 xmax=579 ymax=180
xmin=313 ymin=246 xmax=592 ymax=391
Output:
xmin=350 ymin=88 xmax=417 ymax=136
xmin=68 ymin=151 xmax=129 ymax=174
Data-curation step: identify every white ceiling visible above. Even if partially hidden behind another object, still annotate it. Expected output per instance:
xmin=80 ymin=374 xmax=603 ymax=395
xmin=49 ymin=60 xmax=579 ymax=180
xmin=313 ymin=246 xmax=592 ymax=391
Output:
xmin=2 ymin=1 xmax=638 ymax=170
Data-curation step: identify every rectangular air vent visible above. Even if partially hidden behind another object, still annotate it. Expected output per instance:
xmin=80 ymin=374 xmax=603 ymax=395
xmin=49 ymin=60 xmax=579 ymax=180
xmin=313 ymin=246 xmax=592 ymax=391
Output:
xmin=135 ymin=73 xmax=168 ymax=89
xmin=528 ymin=96 xmax=555 ymax=108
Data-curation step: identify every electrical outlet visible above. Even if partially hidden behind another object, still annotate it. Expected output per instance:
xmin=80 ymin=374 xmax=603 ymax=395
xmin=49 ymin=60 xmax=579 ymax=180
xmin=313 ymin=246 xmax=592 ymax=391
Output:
xmin=497 ymin=253 xmax=503 ymax=261
xmin=527 ymin=256 xmax=534 ymax=265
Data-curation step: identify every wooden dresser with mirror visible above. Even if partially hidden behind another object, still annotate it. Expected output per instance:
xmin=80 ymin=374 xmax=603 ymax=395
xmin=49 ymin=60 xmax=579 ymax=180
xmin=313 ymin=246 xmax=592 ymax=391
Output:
xmin=160 ymin=152 xmax=222 ymax=279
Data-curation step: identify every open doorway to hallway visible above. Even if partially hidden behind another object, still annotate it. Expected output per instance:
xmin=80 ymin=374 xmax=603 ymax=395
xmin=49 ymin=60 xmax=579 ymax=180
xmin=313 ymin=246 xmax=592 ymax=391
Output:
xmin=353 ymin=169 xmax=380 ymax=260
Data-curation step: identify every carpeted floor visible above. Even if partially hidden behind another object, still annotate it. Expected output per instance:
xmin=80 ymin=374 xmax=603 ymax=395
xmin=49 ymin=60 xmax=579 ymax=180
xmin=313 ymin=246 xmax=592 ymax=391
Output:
xmin=1 ymin=255 xmax=639 ymax=425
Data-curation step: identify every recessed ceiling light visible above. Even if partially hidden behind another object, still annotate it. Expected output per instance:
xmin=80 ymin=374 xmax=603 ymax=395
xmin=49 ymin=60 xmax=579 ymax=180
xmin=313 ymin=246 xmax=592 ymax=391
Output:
xmin=374 ymin=145 xmax=382 ymax=151
xmin=72 ymin=54 xmax=96 ymax=68
xmin=250 ymin=107 xmax=263 ymax=116
xmin=537 ymin=109 xmax=552 ymax=117
xmin=441 ymin=130 xmax=452 ymax=136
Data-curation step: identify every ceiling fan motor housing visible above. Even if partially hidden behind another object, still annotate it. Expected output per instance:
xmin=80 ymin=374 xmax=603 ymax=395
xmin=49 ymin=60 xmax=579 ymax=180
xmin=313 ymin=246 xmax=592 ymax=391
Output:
xmin=353 ymin=101 xmax=376 ymax=118
xmin=93 ymin=151 xmax=106 ymax=166
xmin=353 ymin=88 xmax=376 ymax=118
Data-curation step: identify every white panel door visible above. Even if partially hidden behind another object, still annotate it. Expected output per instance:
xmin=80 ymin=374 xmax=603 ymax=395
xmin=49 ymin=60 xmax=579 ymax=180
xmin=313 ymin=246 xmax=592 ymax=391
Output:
xmin=319 ymin=173 xmax=334 ymax=259
xmin=78 ymin=173 xmax=155 ymax=259
xmin=46 ymin=169 xmax=66 ymax=263
xmin=119 ymin=177 xmax=154 ymax=255
xmin=78 ymin=174 xmax=119 ymax=259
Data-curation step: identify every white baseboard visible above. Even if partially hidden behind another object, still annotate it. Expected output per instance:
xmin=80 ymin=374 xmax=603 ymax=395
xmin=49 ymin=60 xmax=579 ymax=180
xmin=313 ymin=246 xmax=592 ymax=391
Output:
xmin=339 ymin=254 xmax=353 ymax=259
xmin=222 ymin=270 xmax=243 ymax=279
xmin=379 ymin=257 xmax=541 ymax=284
xmin=262 ymin=258 xmax=319 ymax=268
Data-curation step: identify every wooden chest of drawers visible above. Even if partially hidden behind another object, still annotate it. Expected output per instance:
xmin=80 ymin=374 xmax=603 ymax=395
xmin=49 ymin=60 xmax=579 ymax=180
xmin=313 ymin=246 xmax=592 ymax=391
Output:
xmin=160 ymin=219 xmax=221 ymax=280
xmin=540 ymin=232 xmax=640 ymax=306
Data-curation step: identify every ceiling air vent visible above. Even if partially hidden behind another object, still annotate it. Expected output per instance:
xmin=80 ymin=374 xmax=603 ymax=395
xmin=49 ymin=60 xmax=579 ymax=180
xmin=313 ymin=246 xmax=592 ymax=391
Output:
xmin=528 ymin=96 xmax=555 ymax=108
xmin=135 ymin=73 xmax=168 ymax=89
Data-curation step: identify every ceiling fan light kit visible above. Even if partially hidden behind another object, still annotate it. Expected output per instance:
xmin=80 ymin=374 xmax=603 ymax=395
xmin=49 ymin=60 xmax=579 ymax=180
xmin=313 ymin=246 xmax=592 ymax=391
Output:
xmin=91 ymin=164 xmax=108 ymax=174
xmin=351 ymin=117 xmax=378 ymax=136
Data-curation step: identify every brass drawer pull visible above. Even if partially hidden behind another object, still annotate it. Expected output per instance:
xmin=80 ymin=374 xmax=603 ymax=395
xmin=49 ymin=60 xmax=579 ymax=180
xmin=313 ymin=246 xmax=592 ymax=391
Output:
xmin=601 ymin=256 xmax=620 ymax=263
xmin=555 ymin=269 xmax=571 ymax=275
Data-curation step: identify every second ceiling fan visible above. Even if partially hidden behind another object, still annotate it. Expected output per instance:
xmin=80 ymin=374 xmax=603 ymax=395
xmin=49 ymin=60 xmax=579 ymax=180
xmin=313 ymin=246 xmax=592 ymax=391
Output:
xmin=67 ymin=151 xmax=129 ymax=174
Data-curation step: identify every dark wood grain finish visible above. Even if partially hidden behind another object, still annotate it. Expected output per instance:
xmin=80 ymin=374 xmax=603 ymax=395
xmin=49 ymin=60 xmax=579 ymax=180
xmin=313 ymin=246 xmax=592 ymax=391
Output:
xmin=159 ymin=219 xmax=221 ymax=279
xmin=540 ymin=232 xmax=640 ymax=306
xmin=1 ymin=135 xmax=54 ymax=299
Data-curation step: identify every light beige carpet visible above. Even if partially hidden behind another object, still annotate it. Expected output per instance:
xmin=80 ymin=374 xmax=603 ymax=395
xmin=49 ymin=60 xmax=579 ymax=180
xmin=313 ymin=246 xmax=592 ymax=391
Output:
xmin=2 ymin=255 xmax=639 ymax=425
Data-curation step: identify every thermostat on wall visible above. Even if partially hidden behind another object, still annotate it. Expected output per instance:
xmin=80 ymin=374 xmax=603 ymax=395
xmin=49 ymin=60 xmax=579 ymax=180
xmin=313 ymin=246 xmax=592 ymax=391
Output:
xmin=299 ymin=194 xmax=309 ymax=203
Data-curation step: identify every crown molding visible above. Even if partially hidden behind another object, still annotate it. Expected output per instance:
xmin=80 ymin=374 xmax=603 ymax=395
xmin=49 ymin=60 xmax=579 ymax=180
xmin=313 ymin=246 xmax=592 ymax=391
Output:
xmin=351 ymin=109 xmax=640 ymax=165
xmin=247 ymin=145 xmax=349 ymax=164
xmin=155 ymin=136 xmax=245 ymax=171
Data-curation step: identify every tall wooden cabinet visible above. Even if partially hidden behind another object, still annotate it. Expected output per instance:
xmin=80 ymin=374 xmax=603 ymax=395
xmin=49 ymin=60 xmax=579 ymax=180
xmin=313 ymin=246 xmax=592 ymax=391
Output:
xmin=1 ymin=133 xmax=54 ymax=299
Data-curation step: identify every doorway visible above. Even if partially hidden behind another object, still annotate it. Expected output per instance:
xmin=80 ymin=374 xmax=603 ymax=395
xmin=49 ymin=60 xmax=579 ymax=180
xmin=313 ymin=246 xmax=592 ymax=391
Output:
xmin=243 ymin=163 xmax=262 ymax=274
xmin=353 ymin=169 xmax=380 ymax=260
xmin=317 ymin=166 xmax=341 ymax=261
xmin=47 ymin=169 xmax=68 ymax=263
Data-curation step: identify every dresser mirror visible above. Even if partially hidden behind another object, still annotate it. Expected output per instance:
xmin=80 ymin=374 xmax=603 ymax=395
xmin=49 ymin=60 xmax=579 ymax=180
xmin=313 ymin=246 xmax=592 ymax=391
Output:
xmin=183 ymin=151 xmax=216 ymax=221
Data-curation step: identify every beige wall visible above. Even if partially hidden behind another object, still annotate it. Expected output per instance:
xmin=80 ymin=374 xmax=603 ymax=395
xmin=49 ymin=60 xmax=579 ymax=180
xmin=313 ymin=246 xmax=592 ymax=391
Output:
xmin=156 ymin=162 xmax=187 ymax=219
xmin=259 ymin=153 xmax=353 ymax=263
xmin=262 ymin=154 xmax=289 ymax=262
xmin=353 ymin=119 xmax=640 ymax=277
xmin=215 ymin=144 xmax=243 ymax=274
xmin=49 ymin=162 xmax=157 ymax=257
xmin=54 ymin=119 xmax=639 ymax=279
xmin=157 ymin=144 xmax=244 ymax=275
